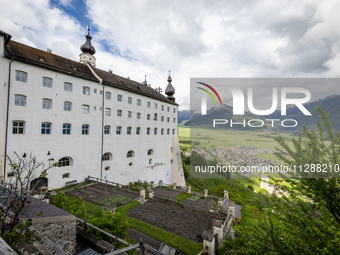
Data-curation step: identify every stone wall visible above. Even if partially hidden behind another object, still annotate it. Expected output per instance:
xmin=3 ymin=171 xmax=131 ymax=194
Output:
xmin=31 ymin=215 xmax=77 ymax=254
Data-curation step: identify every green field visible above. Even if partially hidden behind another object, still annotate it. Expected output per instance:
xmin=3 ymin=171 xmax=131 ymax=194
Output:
xmin=190 ymin=127 xmax=293 ymax=151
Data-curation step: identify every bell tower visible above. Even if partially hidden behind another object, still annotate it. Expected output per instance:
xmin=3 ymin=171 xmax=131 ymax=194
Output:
xmin=79 ymin=25 xmax=96 ymax=67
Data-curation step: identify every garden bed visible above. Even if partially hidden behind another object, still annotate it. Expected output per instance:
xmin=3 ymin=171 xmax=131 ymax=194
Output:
xmin=127 ymin=199 xmax=214 ymax=242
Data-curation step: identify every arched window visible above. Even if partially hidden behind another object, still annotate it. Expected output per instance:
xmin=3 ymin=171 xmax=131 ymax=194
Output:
xmin=102 ymin=153 xmax=112 ymax=161
xmin=154 ymin=113 xmax=158 ymax=121
xmin=154 ymin=128 xmax=157 ymax=135
xmin=127 ymin=150 xmax=135 ymax=158
xmin=147 ymin=149 xmax=154 ymax=155
xmin=172 ymin=129 xmax=175 ymax=135
xmin=127 ymin=127 xmax=132 ymax=135
xmin=58 ymin=157 xmax=72 ymax=167
xmin=149 ymin=159 xmax=152 ymax=164
xmin=161 ymin=128 xmax=164 ymax=135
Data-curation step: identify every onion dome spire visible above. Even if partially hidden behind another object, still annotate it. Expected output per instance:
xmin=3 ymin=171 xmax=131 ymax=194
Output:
xmin=165 ymin=70 xmax=176 ymax=102
xmin=80 ymin=25 xmax=96 ymax=55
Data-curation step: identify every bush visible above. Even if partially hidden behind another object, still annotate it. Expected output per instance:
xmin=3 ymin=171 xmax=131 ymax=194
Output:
xmin=182 ymin=162 xmax=190 ymax=179
xmin=88 ymin=210 xmax=128 ymax=240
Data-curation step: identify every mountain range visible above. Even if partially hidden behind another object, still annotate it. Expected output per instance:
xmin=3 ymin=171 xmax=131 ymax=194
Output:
xmin=182 ymin=94 xmax=340 ymax=134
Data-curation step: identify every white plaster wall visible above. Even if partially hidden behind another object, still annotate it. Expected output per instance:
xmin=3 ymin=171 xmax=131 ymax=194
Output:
xmin=2 ymin=57 xmax=183 ymax=189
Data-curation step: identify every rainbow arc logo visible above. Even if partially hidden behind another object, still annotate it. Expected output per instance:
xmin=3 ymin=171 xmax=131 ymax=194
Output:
xmin=196 ymin=82 xmax=223 ymax=115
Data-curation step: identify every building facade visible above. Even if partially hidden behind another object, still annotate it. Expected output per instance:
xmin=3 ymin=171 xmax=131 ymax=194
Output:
xmin=0 ymin=29 xmax=185 ymax=189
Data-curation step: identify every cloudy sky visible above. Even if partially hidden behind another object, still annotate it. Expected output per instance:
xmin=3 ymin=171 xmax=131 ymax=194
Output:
xmin=1 ymin=0 xmax=340 ymax=110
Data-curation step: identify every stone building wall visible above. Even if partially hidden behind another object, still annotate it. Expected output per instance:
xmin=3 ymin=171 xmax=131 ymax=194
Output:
xmin=31 ymin=215 xmax=77 ymax=254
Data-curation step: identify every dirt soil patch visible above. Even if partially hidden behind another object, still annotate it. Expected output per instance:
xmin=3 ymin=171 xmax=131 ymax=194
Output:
xmin=153 ymin=186 xmax=182 ymax=201
xmin=127 ymin=200 xmax=214 ymax=242
xmin=67 ymin=184 xmax=138 ymax=206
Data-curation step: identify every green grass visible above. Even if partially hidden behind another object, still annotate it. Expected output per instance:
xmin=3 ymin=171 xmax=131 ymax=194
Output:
xmin=177 ymin=193 xmax=192 ymax=200
xmin=117 ymin=201 xmax=203 ymax=255
xmin=189 ymin=127 xmax=293 ymax=151
xmin=50 ymin=193 xmax=103 ymax=217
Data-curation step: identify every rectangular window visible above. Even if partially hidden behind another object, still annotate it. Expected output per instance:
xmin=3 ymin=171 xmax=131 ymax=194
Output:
xmin=173 ymin=108 xmax=176 ymax=113
xmin=42 ymin=99 xmax=52 ymax=109
xmin=128 ymin=97 xmax=132 ymax=104
xmin=117 ymin=94 xmax=122 ymax=102
xmin=94 ymin=88 xmax=97 ymax=93
xmin=64 ymin=82 xmax=72 ymax=91
xmin=82 ymin=124 xmax=89 ymax=135
xmin=14 ymin=95 xmax=26 ymax=106
xmin=104 ymin=125 xmax=110 ymax=134
xmin=63 ymin=124 xmax=71 ymax=135
xmin=100 ymin=107 xmax=103 ymax=111
xmin=173 ymin=118 xmax=176 ymax=123
xmin=128 ymin=111 xmax=132 ymax=118
xmin=147 ymin=114 xmax=150 ymax=120
xmin=100 ymin=90 xmax=103 ymax=95
xmin=13 ymin=121 xmax=24 ymax=134
xmin=154 ymin=128 xmax=157 ymax=135
xmin=64 ymin=101 xmax=72 ymax=111
xmin=167 ymin=128 xmax=170 ymax=135
xmin=167 ymin=117 xmax=170 ymax=122
xmin=93 ymin=106 xmax=96 ymax=110
xmin=117 ymin=110 xmax=122 ymax=117
xmin=167 ymin=106 xmax=170 ymax=112
xmin=15 ymin=71 xmax=27 ymax=82
xmin=137 ymin=99 xmax=141 ymax=106
xmin=82 ymin=105 xmax=90 ymax=114
xmin=127 ymin=127 xmax=132 ymax=135
xmin=62 ymin=173 xmax=70 ymax=179
xmin=137 ymin=112 xmax=141 ymax=119
xmin=106 ymin=92 xmax=111 ymax=100
xmin=83 ymin=86 xmax=90 ymax=95
xmin=116 ymin=126 xmax=121 ymax=135
xmin=161 ymin=116 xmax=164 ymax=122
xmin=41 ymin=123 xmax=51 ymax=134
xmin=147 ymin=127 xmax=150 ymax=135
xmin=43 ymin=77 xmax=52 ymax=87
xmin=147 ymin=102 xmax=151 ymax=108
xmin=105 ymin=108 xmax=111 ymax=116
xmin=136 ymin=127 xmax=140 ymax=135
xmin=162 ymin=105 xmax=164 ymax=111
xmin=155 ymin=103 xmax=158 ymax=109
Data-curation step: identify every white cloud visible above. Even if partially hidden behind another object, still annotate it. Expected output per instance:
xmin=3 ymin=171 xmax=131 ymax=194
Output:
xmin=0 ymin=0 xmax=339 ymax=109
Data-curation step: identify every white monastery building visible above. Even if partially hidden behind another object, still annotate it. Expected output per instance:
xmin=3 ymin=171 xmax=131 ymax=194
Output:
xmin=0 ymin=28 xmax=185 ymax=189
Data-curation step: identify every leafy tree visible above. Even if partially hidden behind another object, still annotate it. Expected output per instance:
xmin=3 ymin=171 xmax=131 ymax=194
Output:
xmin=51 ymin=193 xmax=87 ymax=219
xmin=182 ymin=162 xmax=190 ymax=179
xmin=247 ymin=185 xmax=254 ymax=192
xmin=0 ymin=152 xmax=57 ymax=251
xmin=88 ymin=210 xmax=128 ymax=240
xmin=219 ymin=108 xmax=340 ymax=254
